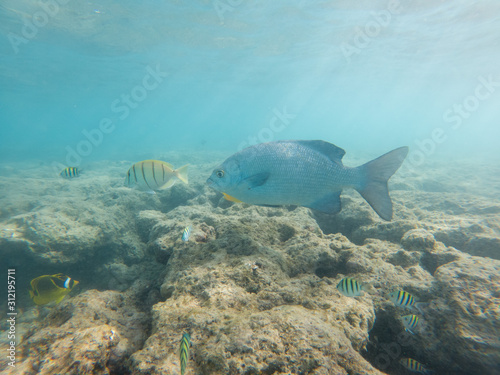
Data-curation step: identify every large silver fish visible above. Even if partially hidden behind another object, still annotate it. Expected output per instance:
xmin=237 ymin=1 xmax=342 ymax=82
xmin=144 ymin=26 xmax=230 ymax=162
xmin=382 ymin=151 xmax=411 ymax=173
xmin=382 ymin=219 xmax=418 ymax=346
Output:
xmin=206 ymin=140 xmax=408 ymax=220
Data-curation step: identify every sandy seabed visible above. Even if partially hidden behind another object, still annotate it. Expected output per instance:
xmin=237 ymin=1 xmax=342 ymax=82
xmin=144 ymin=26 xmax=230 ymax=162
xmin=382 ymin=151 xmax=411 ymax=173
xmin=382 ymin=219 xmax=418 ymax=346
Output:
xmin=0 ymin=151 xmax=499 ymax=375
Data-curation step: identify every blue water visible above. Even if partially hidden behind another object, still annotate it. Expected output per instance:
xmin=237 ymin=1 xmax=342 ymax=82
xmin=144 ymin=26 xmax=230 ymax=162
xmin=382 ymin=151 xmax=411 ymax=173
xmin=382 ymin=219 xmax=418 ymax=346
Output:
xmin=1 ymin=0 xmax=499 ymax=166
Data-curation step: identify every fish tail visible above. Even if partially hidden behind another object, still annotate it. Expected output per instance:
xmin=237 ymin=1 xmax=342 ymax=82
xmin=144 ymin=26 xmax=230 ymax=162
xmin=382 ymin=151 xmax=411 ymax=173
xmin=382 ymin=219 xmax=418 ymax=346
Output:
xmin=405 ymin=328 xmax=415 ymax=335
xmin=355 ymin=146 xmax=408 ymax=221
xmin=175 ymin=164 xmax=189 ymax=185
xmin=414 ymin=302 xmax=429 ymax=314
xmin=363 ymin=282 xmax=377 ymax=295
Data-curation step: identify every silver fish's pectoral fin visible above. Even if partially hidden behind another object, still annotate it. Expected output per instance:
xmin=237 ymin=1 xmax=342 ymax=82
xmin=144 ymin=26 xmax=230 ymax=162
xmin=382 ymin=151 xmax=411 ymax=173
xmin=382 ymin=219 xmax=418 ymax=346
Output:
xmin=305 ymin=191 xmax=342 ymax=214
xmin=242 ymin=172 xmax=270 ymax=190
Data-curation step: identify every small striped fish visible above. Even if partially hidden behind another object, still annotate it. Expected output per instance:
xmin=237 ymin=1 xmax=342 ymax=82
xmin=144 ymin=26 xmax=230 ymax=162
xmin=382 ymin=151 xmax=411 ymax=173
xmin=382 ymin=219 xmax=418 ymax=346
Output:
xmin=179 ymin=333 xmax=191 ymax=375
xmin=402 ymin=314 xmax=419 ymax=334
xmin=337 ymin=278 xmax=365 ymax=297
xmin=182 ymin=226 xmax=192 ymax=242
xmin=60 ymin=167 xmax=80 ymax=178
xmin=125 ymin=160 xmax=188 ymax=192
xmin=400 ymin=358 xmax=433 ymax=374
xmin=389 ymin=290 xmax=418 ymax=309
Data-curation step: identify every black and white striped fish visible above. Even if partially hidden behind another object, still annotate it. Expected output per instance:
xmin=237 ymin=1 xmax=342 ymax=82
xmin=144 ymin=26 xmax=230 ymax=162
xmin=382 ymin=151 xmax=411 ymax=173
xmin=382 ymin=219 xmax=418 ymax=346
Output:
xmin=337 ymin=278 xmax=365 ymax=297
xmin=60 ymin=167 xmax=80 ymax=178
xmin=389 ymin=290 xmax=426 ymax=313
xmin=402 ymin=314 xmax=420 ymax=334
xmin=125 ymin=160 xmax=188 ymax=192
xmin=400 ymin=358 xmax=434 ymax=374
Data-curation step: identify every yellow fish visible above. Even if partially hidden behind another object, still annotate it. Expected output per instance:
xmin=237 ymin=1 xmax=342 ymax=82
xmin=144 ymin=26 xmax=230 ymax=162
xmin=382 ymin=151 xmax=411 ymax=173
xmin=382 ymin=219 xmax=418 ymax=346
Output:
xmin=125 ymin=160 xmax=188 ymax=192
xmin=29 ymin=274 xmax=79 ymax=305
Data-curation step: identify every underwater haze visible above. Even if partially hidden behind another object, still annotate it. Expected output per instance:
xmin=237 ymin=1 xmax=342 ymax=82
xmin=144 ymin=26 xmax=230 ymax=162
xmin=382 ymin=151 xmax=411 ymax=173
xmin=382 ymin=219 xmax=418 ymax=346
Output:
xmin=1 ymin=2 xmax=500 ymax=375
xmin=1 ymin=0 xmax=500 ymax=167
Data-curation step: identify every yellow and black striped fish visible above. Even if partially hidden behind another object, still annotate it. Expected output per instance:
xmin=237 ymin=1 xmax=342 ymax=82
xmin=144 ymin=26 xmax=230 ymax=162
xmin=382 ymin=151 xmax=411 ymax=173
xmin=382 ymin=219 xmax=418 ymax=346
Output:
xmin=389 ymin=290 xmax=417 ymax=308
xmin=400 ymin=357 xmax=433 ymax=374
xmin=125 ymin=160 xmax=188 ymax=192
xmin=402 ymin=314 xmax=420 ymax=334
xmin=337 ymin=277 xmax=364 ymax=297
xmin=60 ymin=167 xmax=80 ymax=178
xmin=181 ymin=226 xmax=192 ymax=242
xmin=179 ymin=333 xmax=191 ymax=375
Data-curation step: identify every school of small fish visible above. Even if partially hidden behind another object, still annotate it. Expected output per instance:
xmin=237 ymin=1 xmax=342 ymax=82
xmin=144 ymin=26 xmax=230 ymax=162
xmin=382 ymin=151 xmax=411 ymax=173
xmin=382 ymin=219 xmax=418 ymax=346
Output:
xmin=336 ymin=278 xmax=432 ymax=373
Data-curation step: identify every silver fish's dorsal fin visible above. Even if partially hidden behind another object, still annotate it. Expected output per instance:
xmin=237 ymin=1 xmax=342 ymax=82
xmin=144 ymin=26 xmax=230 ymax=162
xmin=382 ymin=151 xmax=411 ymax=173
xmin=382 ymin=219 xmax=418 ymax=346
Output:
xmin=294 ymin=140 xmax=346 ymax=164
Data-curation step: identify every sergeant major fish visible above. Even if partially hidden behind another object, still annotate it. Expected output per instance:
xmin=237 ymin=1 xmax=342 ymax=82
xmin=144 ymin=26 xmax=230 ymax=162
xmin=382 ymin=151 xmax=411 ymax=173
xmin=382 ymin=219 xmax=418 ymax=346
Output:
xmin=125 ymin=160 xmax=188 ymax=193
xmin=402 ymin=314 xmax=420 ymax=335
xmin=337 ymin=277 xmax=372 ymax=297
xmin=60 ymin=167 xmax=80 ymax=178
xmin=206 ymin=140 xmax=408 ymax=220
xmin=29 ymin=273 xmax=79 ymax=305
xmin=182 ymin=226 xmax=192 ymax=242
xmin=389 ymin=290 xmax=426 ymax=313
xmin=400 ymin=358 xmax=434 ymax=374
xmin=179 ymin=333 xmax=191 ymax=375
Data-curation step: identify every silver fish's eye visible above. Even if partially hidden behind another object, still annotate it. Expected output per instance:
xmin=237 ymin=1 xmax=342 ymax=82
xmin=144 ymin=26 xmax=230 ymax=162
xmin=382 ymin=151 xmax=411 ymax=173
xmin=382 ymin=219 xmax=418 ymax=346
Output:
xmin=216 ymin=170 xmax=225 ymax=178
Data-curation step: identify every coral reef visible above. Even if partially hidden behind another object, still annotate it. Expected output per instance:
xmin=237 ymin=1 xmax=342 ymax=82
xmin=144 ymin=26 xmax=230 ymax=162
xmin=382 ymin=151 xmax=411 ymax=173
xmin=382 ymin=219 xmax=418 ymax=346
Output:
xmin=0 ymin=157 xmax=498 ymax=374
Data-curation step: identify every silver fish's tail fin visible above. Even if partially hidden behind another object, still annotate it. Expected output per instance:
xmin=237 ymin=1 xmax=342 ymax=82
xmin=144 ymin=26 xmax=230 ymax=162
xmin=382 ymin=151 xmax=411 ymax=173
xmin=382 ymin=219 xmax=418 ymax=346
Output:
xmin=356 ymin=147 xmax=408 ymax=221
xmin=175 ymin=164 xmax=189 ymax=185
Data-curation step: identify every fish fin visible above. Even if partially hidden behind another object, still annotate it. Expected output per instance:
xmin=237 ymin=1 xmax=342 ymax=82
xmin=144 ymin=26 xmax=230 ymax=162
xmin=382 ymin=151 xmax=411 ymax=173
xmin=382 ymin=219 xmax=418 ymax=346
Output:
xmin=160 ymin=161 xmax=174 ymax=169
xmin=174 ymin=164 xmax=189 ymax=184
xmin=414 ymin=302 xmax=429 ymax=314
xmin=158 ymin=179 xmax=175 ymax=190
xmin=405 ymin=328 xmax=415 ymax=335
xmin=222 ymin=193 xmax=242 ymax=203
xmin=242 ymin=172 xmax=270 ymax=189
xmin=305 ymin=191 xmax=342 ymax=214
xmin=363 ymin=282 xmax=377 ymax=295
xmin=355 ymin=146 xmax=408 ymax=221
xmin=55 ymin=294 xmax=66 ymax=304
xmin=295 ymin=140 xmax=346 ymax=165
xmin=145 ymin=190 xmax=157 ymax=195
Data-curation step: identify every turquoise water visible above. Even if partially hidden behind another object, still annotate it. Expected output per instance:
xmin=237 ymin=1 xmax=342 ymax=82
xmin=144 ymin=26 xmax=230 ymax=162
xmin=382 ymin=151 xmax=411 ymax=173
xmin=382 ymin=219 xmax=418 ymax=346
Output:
xmin=1 ymin=2 xmax=500 ymax=375
xmin=1 ymin=1 xmax=499 ymax=166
